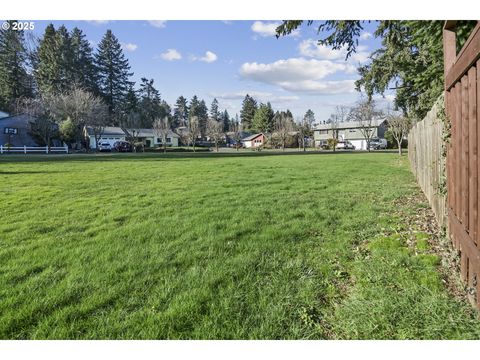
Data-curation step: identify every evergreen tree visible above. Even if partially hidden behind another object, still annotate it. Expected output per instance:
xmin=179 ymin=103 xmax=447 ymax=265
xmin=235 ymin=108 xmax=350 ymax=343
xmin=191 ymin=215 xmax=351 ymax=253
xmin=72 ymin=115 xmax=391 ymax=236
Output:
xmin=173 ymin=95 xmax=189 ymax=128
xmin=123 ymin=86 xmax=139 ymax=115
xmin=221 ymin=109 xmax=230 ymax=132
xmin=55 ymin=25 xmax=75 ymax=92
xmin=210 ymin=98 xmax=219 ymax=120
xmin=240 ymin=94 xmax=257 ymax=130
xmin=252 ymin=102 xmax=274 ymax=133
xmin=95 ymin=29 xmax=134 ymax=122
xmin=0 ymin=20 xmax=32 ymax=111
xmin=304 ymin=109 xmax=315 ymax=125
xmin=138 ymin=77 xmax=161 ymax=127
xmin=70 ymin=27 xmax=98 ymax=94
xmin=35 ymin=24 xmax=61 ymax=96
xmin=188 ymin=96 xmax=208 ymax=137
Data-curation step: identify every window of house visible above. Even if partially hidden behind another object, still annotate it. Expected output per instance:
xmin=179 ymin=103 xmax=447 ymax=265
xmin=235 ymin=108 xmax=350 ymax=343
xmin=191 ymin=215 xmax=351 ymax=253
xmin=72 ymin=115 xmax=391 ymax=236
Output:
xmin=157 ymin=138 xmax=161 ymax=143
xmin=166 ymin=137 xmax=171 ymax=143
xmin=3 ymin=127 xmax=18 ymax=135
xmin=318 ymin=130 xmax=328 ymax=134
xmin=349 ymin=129 xmax=356 ymax=132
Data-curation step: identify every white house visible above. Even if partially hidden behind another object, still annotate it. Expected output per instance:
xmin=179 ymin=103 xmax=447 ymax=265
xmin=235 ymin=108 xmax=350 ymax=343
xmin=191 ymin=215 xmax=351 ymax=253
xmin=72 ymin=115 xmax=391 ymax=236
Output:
xmin=313 ymin=119 xmax=388 ymax=150
xmin=84 ymin=126 xmax=127 ymax=149
xmin=125 ymin=128 xmax=180 ymax=148
xmin=84 ymin=126 xmax=180 ymax=149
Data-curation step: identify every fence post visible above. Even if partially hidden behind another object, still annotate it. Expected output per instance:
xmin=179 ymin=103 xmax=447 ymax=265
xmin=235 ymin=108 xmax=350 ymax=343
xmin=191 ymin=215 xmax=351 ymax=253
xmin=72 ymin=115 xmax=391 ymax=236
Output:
xmin=45 ymin=146 xmax=48 ymax=154
xmin=64 ymin=144 xmax=68 ymax=153
xmin=24 ymin=145 xmax=27 ymax=154
xmin=0 ymin=145 xmax=3 ymax=154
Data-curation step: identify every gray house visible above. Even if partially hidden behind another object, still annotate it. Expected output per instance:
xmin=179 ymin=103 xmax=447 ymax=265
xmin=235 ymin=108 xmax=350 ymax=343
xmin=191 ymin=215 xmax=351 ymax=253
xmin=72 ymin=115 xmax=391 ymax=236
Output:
xmin=313 ymin=118 xmax=388 ymax=150
xmin=0 ymin=114 xmax=43 ymax=147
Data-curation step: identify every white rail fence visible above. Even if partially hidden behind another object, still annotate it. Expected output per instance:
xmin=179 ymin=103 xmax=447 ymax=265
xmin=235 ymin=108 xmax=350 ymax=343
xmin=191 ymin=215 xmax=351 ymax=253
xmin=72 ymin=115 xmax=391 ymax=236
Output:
xmin=0 ymin=145 xmax=68 ymax=154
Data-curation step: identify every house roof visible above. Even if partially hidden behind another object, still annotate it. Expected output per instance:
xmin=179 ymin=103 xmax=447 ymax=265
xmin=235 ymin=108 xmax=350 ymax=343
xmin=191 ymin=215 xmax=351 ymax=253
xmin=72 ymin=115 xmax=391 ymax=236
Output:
xmin=85 ymin=126 xmax=126 ymax=136
xmin=126 ymin=128 xmax=180 ymax=138
xmin=0 ymin=111 xmax=9 ymax=119
xmin=314 ymin=118 xmax=387 ymax=131
xmin=242 ymin=133 xmax=264 ymax=141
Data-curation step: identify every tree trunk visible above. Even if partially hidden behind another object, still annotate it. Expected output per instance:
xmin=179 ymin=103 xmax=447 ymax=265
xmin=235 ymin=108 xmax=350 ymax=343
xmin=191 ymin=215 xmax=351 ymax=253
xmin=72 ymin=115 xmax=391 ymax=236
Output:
xmin=216 ymin=142 xmax=219 ymax=152
xmin=397 ymin=139 xmax=402 ymax=155
xmin=164 ymin=143 xmax=167 ymax=154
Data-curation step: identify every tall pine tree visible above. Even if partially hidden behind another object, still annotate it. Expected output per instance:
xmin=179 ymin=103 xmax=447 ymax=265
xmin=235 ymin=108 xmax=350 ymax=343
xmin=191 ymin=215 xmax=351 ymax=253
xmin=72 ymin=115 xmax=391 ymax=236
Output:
xmin=240 ymin=94 xmax=257 ymax=131
xmin=95 ymin=29 xmax=133 ymax=123
xmin=55 ymin=25 xmax=75 ymax=92
xmin=138 ymin=77 xmax=161 ymax=127
xmin=173 ymin=95 xmax=189 ymax=128
xmin=210 ymin=98 xmax=219 ymax=121
xmin=35 ymin=24 xmax=61 ymax=96
xmin=0 ymin=20 xmax=32 ymax=112
xmin=70 ymin=27 xmax=98 ymax=94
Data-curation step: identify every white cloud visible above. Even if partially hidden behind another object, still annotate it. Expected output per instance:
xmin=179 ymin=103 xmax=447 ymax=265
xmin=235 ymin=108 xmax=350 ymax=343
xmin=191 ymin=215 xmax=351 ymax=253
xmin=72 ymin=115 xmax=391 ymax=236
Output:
xmin=298 ymin=39 xmax=369 ymax=63
xmin=85 ymin=20 xmax=110 ymax=25
xmin=251 ymin=21 xmax=300 ymax=38
xmin=148 ymin=20 xmax=167 ymax=28
xmin=239 ymin=58 xmax=356 ymax=95
xmin=209 ymin=91 xmax=299 ymax=103
xmin=193 ymin=51 xmax=218 ymax=63
xmin=122 ymin=43 xmax=138 ymax=52
xmin=158 ymin=48 xmax=182 ymax=61
xmin=221 ymin=20 xmax=233 ymax=25
xmin=360 ymin=32 xmax=373 ymax=40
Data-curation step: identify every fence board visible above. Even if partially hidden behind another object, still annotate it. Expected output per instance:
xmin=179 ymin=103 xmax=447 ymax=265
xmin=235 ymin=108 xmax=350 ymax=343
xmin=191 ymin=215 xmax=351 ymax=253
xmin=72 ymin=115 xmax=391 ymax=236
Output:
xmin=443 ymin=21 xmax=480 ymax=308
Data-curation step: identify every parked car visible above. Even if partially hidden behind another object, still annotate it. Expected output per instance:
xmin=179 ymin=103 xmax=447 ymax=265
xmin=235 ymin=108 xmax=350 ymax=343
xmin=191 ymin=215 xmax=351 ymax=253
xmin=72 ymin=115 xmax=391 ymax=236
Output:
xmin=98 ymin=142 xmax=112 ymax=152
xmin=336 ymin=140 xmax=355 ymax=150
xmin=113 ymin=140 xmax=132 ymax=152
xmin=369 ymin=138 xmax=387 ymax=150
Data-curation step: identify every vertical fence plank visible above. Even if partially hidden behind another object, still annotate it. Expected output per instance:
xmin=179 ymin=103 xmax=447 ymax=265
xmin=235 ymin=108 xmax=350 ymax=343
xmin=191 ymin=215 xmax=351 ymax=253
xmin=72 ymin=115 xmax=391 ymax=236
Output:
xmin=468 ymin=67 xmax=478 ymax=245
xmin=461 ymin=76 xmax=470 ymax=229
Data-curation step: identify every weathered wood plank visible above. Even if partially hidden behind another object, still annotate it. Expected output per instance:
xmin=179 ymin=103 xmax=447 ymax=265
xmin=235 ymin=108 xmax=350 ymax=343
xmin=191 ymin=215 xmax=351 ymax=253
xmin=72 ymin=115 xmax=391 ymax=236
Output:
xmin=461 ymin=76 xmax=469 ymax=229
xmin=468 ymin=67 xmax=478 ymax=244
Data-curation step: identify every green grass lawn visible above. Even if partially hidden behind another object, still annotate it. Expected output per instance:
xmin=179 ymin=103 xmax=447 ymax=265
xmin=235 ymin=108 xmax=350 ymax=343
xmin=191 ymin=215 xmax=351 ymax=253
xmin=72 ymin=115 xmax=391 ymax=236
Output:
xmin=1 ymin=152 xmax=479 ymax=339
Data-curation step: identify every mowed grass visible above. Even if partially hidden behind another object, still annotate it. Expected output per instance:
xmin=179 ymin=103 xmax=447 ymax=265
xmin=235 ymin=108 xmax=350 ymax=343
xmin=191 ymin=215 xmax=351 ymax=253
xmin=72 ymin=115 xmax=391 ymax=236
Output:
xmin=1 ymin=152 xmax=479 ymax=339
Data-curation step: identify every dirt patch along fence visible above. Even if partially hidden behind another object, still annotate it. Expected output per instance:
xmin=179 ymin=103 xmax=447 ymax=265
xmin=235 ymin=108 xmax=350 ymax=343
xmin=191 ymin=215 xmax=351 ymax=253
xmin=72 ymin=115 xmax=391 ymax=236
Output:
xmin=408 ymin=97 xmax=447 ymax=229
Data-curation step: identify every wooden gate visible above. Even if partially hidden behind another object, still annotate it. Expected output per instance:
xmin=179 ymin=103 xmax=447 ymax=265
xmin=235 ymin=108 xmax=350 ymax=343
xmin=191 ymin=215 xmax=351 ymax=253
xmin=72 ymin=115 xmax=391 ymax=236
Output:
xmin=443 ymin=21 xmax=480 ymax=307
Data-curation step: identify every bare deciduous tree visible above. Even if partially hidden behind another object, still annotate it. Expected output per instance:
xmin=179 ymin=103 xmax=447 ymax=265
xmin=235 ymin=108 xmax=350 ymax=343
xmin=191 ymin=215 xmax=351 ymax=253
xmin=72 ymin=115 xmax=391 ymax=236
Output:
xmin=88 ymin=103 xmax=109 ymax=152
xmin=350 ymin=99 xmax=381 ymax=152
xmin=153 ymin=116 xmax=171 ymax=153
xmin=48 ymin=86 xmax=105 ymax=148
xmin=387 ymin=113 xmax=411 ymax=155
xmin=122 ymin=112 xmax=143 ymax=152
xmin=206 ymin=118 xmax=224 ymax=152
xmin=327 ymin=113 xmax=340 ymax=152
xmin=187 ymin=116 xmax=200 ymax=152
xmin=274 ymin=112 xmax=294 ymax=151
xmin=231 ymin=121 xmax=243 ymax=151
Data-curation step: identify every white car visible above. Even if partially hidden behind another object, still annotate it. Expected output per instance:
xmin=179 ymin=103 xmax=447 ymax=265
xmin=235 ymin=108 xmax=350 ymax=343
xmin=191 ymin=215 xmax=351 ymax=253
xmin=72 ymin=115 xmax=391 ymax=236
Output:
xmin=369 ymin=138 xmax=387 ymax=150
xmin=98 ymin=142 xmax=112 ymax=152
xmin=336 ymin=140 xmax=355 ymax=150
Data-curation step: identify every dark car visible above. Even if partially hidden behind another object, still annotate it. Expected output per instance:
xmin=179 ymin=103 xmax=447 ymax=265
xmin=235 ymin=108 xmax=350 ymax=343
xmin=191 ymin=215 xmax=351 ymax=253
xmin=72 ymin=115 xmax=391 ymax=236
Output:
xmin=113 ymin=141 xmax=133 ymax=152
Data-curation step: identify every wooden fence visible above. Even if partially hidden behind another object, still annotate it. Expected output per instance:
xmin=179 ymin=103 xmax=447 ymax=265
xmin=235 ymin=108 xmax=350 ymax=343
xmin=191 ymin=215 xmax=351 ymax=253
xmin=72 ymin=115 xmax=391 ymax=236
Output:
xmin=408 ymin=98 xmax=447 ymax=228
xmin=444 ymin=21 xmax=480 ymax=307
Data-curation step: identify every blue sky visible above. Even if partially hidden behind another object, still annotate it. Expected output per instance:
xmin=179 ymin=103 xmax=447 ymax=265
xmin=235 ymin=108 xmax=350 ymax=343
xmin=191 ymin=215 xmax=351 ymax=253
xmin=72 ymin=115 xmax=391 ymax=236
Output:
xmin=30 ymin=20 xmax=394 ymax=121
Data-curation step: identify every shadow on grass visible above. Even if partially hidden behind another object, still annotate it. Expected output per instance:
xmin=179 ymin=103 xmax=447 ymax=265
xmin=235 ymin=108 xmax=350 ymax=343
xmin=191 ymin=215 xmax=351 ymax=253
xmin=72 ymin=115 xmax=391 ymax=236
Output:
xmin=0 ymin=149 xmax=405 ymax=164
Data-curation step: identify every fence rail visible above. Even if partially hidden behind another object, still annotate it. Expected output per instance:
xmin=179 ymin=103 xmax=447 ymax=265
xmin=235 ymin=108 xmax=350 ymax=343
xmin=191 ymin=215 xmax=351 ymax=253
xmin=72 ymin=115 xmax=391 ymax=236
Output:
xmin=0 ymin=145 xmax=68 ymax=154
xmin=408 ymin=98 xmax=447 ymax=228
